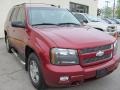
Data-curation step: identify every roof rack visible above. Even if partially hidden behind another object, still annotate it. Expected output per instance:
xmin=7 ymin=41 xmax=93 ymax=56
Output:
xmin=15 ymin=3 xmax=26 ymax=6
xmin=15 ymin=3 xmax=57 ymax=7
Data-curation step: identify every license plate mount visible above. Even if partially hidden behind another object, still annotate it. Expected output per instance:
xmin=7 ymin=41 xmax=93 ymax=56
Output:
xmin=96 ymin=68 xmax=108 ymax=78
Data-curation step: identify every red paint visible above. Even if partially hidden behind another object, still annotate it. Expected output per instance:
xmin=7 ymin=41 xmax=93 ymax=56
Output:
xmin=4 ymin=4 xmax=120 ymax=87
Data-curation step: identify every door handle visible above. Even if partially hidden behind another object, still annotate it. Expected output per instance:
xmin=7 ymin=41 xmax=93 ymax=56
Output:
xmin=7 ymin=26 xmax=10 ymax=28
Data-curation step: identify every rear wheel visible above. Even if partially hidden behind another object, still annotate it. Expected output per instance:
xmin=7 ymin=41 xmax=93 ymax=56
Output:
xmin=28 ymin=53 xmax=46 ymax=90
xmin=6 ymin=37 xmax=12 ymax=53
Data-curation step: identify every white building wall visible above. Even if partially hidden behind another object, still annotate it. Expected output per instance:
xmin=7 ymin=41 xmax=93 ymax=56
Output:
xmin=0 ymin=0 xmax=98 ymax=38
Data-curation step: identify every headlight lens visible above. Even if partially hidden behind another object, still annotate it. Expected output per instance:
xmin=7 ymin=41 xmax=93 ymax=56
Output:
xmin=51 ymin=48 xmax=79 ymax=65
xmin=114 ymin=40 xmax=118 ymax=55
xmin=107 ymin=26 xmax=116 ymax=32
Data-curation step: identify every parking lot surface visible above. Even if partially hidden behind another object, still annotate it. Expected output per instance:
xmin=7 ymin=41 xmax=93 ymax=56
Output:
xmin=0 ymin=38 xmax=120 ymax=90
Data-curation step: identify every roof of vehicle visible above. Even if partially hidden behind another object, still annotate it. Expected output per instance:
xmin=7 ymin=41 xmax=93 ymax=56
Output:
xmin=15 ymin=3 xmax=58 ymax=8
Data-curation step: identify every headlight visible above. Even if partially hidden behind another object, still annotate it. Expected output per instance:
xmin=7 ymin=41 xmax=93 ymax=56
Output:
xmin=114 ymin=40 xmax=118 ymax=55
xmin=107 ymin=26 xmax=116 ymax=32
xmin=51 ymin=48 xmax=79 ymax=65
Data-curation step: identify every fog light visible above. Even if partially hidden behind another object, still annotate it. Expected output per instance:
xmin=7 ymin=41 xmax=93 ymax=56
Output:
xmin=60 ymin=76 xmax=69 ymax=81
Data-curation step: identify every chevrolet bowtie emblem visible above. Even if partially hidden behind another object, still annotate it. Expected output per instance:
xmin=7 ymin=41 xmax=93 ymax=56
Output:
xmin=96 ymin=51 xmax=104 ymax=57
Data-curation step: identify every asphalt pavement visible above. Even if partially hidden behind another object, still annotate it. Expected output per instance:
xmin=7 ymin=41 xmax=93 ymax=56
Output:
xmin=0 ymin=38 xmax=120 ymax=90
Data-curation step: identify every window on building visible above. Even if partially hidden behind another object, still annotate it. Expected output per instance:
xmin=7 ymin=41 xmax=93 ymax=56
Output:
xmin=70 ymin=2 xmax=89 ymax=14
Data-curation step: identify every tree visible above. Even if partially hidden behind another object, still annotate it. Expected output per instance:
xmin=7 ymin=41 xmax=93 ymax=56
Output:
xmin=102 ymin=7 xmax=112 ymax=18
xmin=116 ymin=0 xmax=120 ymax=18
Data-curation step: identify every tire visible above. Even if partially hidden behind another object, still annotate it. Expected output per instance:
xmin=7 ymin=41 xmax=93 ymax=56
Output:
xmin=28 ymin=53 xmax=46 ymax=90
xmin=5 ymin=37 xmax=12 ymax=53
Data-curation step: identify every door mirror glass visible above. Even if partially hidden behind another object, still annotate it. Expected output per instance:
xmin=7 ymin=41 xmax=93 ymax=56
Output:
xmin=11 ymin=21 xmax=25 ymax=28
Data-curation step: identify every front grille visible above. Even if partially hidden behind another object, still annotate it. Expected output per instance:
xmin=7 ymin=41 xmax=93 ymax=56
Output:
xmin=83 ymin=53 xmax=112 ymax=64
xmin=108 ymin=29 xmax=115 ymax=32
xmin=80 ymin=44 xmax=113 ymax=65
xmin=80 ymin=44 xmax=112 ymax=54
xmin=107 ymin=26 xmax=115 ymax=32
xmin=111 ymin=27 xmax=115 ymax=29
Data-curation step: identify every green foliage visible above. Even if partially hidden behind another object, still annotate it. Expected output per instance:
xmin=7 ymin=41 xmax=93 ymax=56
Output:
xmin=116 ymin=0 xmax=120 ymax=18
xmin=102 ymin=7 xmax=112 ymax=18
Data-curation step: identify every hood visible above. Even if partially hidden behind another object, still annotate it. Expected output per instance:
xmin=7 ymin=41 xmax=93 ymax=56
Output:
xmin=34 ymin=26 xmax=116 ymax=49
xmin=87 ymin=22 xmax=115 ymax=31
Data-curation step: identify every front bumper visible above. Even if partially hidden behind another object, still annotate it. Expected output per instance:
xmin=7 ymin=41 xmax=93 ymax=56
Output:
xmin=43 ymin=54 xmax=120 ymax=87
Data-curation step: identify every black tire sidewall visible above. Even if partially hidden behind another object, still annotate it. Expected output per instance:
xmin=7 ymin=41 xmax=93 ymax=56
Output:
xmin=28 ymin=53 xmax=46 ymax=90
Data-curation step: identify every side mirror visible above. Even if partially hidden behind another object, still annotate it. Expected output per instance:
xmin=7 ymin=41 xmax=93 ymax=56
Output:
xmin=80 ymin=20 xmax=88 ymax=26
xmin=11 ymin=21 xmax=25 ymax=28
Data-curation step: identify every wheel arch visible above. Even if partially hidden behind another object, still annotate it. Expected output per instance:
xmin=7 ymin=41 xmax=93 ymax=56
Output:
xmin=25 ymin=45 xmax=35 ymax=71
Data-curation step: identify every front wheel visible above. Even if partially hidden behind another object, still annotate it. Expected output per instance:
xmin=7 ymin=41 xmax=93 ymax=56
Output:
xmin=28 ymin=53 xmax=46 ymax=90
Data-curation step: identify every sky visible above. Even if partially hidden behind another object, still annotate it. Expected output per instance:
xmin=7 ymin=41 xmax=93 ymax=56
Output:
xmin=98 ymin=0 xmax=116 ymax=8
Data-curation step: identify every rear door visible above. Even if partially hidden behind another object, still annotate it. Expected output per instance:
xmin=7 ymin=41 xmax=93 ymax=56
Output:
xmin=6 ymin=7 xmax=19 ymax=47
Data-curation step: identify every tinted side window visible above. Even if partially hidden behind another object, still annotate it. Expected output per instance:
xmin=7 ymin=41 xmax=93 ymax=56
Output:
xmin=9 ymin=8 xmax=15 ymax=21
xmin=16 ymin=7 xmax=25 ymax=23
xmin=10 ymin=7 xmax=19 ymax=22
xmin=74 ymin=14 xmax=87 ymax=22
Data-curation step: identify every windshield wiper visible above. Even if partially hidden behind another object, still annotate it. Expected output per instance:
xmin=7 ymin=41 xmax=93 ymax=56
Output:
xmin=32 ymin=23 xmax=57 ymax=26
xmin=57 ymin=23 xmax=80 ymax=26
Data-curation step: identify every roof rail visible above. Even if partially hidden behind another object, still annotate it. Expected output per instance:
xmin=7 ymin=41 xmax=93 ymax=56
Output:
xmin=15 ymin=3 xmax=57 ymax=7
xmin=15 ymin=3 xmax=26 ymax=6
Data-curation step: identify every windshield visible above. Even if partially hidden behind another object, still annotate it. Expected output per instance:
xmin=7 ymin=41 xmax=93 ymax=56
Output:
xmin=85 ymin=14 xmax=101 ymax=22
xmin=111 ymin=19 xmax=120 ymax=24
xmin=103 ymin=19 xmax=116 ymax=24
xmin=107 ymin=19 xmax=116 ymax=24
xmin=29 ymin=7 xmax=80 ymax=26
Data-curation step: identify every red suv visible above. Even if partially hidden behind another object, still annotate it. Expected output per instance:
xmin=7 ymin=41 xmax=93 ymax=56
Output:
xmin=4 ymin=3 xmax=120 ymax=90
